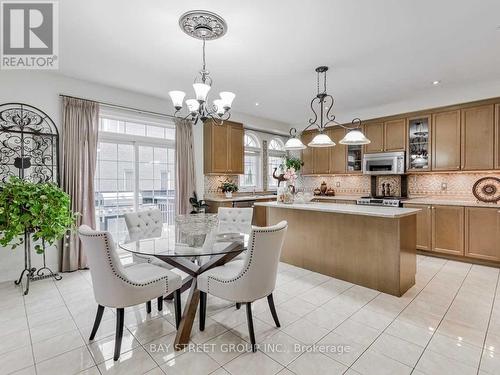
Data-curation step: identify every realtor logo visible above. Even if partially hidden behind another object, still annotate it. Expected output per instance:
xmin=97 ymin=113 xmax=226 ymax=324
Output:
xmin=1 ymin=0 xmax=59 ymax=69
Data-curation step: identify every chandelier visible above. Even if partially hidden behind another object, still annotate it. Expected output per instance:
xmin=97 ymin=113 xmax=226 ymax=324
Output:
xmin=284 ymin=66 xmax=370 ymax=150
xmin=169 ymin=11 xmax=235 ymax=125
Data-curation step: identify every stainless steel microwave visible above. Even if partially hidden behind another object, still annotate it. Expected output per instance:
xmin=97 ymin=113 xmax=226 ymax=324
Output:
xmin=362 ymin=151 xmax=405 ymax=175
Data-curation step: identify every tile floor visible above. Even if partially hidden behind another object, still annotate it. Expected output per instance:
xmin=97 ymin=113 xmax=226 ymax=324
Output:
xmin=1 ymin=255 xmax=499 ymax=375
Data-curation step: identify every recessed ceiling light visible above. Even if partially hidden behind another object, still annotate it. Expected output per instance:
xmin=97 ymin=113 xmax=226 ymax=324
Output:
xmin=255 ymin=102 xmax=259 ymax=106
xmin=432 ymin=80 xmax=441 ymax=86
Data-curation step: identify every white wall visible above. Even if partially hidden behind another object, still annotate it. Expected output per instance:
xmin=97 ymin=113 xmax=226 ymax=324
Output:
xmin=0 ymin=71 xmax=288 ymax=282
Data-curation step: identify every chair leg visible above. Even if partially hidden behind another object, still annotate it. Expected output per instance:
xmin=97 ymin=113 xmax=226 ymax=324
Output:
xmin=236 ymin=303 xmax=241 ymax=310
xmin=114 ymin=308 xmax=124 ymax=361
xmin=174 ymin=289 xmax=181 ymax=329
xmin=267 ymin=293 xmax=281 ymax=328
xmin=146 ymin=301 xmax=151 ymax=314
xmin=157 ymin=297 xmax=163 ymax=312
xmin=89 ymin=305 xmax=105 ymax=340
xmin=199 ymin=291 xmax=207 ymax=331
xmin=246 ymin=302 xmax=256 ymax=352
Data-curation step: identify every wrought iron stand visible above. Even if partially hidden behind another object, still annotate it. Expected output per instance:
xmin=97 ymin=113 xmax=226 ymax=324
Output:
xmin=14 ymin=231 xmax=62 ymax=295
xmin=0 ymin=103 xmax=62 ymax=295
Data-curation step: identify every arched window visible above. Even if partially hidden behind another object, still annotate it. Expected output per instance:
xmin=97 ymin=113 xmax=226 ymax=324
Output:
xmin=239 ymin=132 xmax=262 ymax=190
xmin=267 ymin=137 xmax=286 ymax=189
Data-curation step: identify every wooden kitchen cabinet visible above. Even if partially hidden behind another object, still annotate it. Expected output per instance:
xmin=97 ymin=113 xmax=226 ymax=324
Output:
xmin=384 ymin=118 xmax=406 ymax=151
xmin=364 ymin=122 xmax=384 ymax=153
xmin=403 ymin=203 xmax=432 ymax=251
xmin=228 ymin=123 xmax=244 ymax=173
xmin=465 ymin=207 xmax=500 ymax=262
xmin=432 ymin=110 xmax=461 ymax=171
xmin=328 ymin=126 xmax=347 ymax=173
xmin=431 ymin=205 xmax=464 ymax=256
xmin=301 ymin=131 xmax=315 ymax=174
xmin=204 ymin=120 xmax=244 ymax=174
xmin=495 ymin=104 xmax=500 ymax=169
xmin=313 ymin=142 xmax=330 ymax=174
xmin=461 ymin=104 xmax=495 ymax=170
xmin=364 ymin=119 xmax=405 ymax=153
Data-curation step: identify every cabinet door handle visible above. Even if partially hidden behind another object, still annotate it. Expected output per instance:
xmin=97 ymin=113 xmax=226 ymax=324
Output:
xmin=428 ymin=206 xmax=431 ymax=209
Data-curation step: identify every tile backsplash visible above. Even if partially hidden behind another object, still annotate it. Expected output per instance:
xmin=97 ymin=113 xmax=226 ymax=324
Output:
xmin=204 ymin=175 xmax=238 ymax=194
xmin=299 ymin=172 xmax=500 ymax=198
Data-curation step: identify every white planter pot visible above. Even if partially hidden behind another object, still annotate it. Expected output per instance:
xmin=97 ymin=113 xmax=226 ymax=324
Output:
xmin=225 ymin=192 xmax=233 ymax=198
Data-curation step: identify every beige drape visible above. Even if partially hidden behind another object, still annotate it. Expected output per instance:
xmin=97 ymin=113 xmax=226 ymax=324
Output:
xmin=60 ymin=97 xmax=99 ymax=271
xmin=175 ymin=118 xmax=196 ymax=214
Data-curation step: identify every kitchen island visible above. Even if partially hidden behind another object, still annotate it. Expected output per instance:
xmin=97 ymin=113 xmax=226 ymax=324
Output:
xmin=254 ymin=201 xmax=420 ymax=296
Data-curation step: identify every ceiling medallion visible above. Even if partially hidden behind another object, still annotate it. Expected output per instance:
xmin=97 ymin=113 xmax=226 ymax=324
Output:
xmin=179 ymin=10 xmax=227 ymax=40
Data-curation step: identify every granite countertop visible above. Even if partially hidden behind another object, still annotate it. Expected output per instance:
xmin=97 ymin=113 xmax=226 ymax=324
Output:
xmin=405 ymin=196 xmax=500 ymax=208
xmin=254 ymin=201 xmax=420 ymax=218
xmin=204 ymin=194 xmax=277 ymax=202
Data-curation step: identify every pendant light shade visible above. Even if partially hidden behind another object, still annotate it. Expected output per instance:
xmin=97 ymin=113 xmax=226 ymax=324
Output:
xmin=339 ymin=129 xmax=371 ymax=145
xmin=168 ymin=91 xmax=186 ymax=110
xmin=186 ymin=99 xmax=200 ymax=113
xmin=284 ymin=137 xmax=306 ymax=150
xmin=219 ymin=91 xmax=236 ymax=109
xmin=308 ymin=132 xmax=336 ymax=147
xmin=213 ymin=99 xmax=225 ymax=115
xmin=193 ymin=83 xmax=211 ymax=102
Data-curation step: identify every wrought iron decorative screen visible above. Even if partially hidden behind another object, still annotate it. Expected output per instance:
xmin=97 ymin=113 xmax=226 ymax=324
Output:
xmin=0 ymin=103 xmax=59 ymax=183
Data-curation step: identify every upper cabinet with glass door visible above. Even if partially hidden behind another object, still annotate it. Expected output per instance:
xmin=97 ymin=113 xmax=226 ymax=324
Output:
xmin=407 ymin=116 xmax=431 ymax=171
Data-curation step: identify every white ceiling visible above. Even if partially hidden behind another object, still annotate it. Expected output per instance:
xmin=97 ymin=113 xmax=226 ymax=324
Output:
xmin=60 ymin=0 xmax=500 ymax=126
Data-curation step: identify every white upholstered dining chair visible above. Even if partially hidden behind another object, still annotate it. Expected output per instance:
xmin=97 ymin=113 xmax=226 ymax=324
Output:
xmin=217 ymin=207 xmax=253 ymax=235
xmin=78 ymin=225 xmax=182 ymax=361
xmin=197 ymin=220 xmax=288 ymax=351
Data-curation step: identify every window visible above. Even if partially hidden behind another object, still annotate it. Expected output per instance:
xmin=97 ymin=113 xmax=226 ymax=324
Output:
xmin=239 ymin=132 xmax=262 ymax=190
xmin=267 ymin=138 xmax=286 ymax=189
xmin=95 ymin=108 xmax=175 ymax=243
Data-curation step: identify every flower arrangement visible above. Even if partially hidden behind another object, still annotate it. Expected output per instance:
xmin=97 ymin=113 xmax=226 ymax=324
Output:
xmin=283 ymin=167 xmax=298 ymax=186
xmin=283 ymin=156 xmax=303 ymax=172
xmin=220 ymin=181 xmax=238 ymax=198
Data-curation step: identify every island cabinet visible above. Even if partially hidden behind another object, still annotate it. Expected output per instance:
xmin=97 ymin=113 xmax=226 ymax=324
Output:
xmin=432 ymin=205 xmax=464 ymax=256
xmin=432 ymin=110 xmax=461 ymax=171
xmin=461 ymin=104 xmax=495 ymax=170
xmin=204 ymin=120 xmax=244 ymax=174
xmin=465 ymin=207 xmax=500 ymax=262
xmin=364 ymin=118 xmax=406 ymax=153
xmin=403 ymin=203 xmax=432 ymax=251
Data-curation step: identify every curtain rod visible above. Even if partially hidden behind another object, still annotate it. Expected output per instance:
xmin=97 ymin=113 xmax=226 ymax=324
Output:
xmin=59 ymin=94 xmax=175 ymax=119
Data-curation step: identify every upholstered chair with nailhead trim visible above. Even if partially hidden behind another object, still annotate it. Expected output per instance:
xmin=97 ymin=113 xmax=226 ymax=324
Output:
xmin=216 ymin=207 xmax=253 ymax=263
xmin=78 ymin=225 xmax=182 ymax=361
xmin=197 ymin=220 xmax=288 ymax=352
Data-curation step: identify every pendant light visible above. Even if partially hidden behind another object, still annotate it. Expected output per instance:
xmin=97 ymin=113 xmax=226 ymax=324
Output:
xmin=284 ymin=66 xmax=370 ymax=150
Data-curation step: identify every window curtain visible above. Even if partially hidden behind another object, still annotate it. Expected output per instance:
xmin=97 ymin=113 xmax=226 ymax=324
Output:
xmin=60 ymin=97 xmax=99 ymax=271
xmin=175 ymin=118 xmax=196 ymax=214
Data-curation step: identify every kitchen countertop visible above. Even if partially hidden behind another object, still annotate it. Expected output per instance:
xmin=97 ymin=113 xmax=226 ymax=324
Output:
xmin=312 ymin=195 xmax=362 ymax=201
xmin=204 ymin=194 xmax=277 ymax=202
xmin=254 ymin=201 xmax=420 ymax=218
xmin=405 ymin=196 xmax=500 ymax=208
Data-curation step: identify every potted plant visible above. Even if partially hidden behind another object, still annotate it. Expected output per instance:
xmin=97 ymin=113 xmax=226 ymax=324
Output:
xmin=220 ymin=181 xmax=238 ymax=198
xmin=189 ymin=191 xmax=209 ymax=214
xmin=283 ymin=156 xmax=304 ymax=172
xmin=0 ymin=177 xmax=77 ymax=254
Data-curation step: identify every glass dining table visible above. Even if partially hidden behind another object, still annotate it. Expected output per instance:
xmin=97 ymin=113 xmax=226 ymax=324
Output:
xmin=118 ymin=214 xmax=248 ymax=349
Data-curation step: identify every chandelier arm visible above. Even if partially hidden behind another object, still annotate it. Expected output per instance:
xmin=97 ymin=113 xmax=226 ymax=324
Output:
xmin=207 ymin=112 xmax=224 ymax=126
xmin=325 ymin=95 xmax=336 ymax=122
xmin=308 ymin=97 xmax=320 ymax=126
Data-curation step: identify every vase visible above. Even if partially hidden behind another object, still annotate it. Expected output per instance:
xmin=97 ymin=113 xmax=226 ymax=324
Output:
xmin=225 ymin=192 xmax=232 ymax=198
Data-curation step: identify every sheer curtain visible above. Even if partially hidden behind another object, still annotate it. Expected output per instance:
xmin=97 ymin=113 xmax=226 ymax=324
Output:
xmin=60 ymin=97 xmax=99 ymax=271
xmin=175 ymin=118 xmax=196 ymax=214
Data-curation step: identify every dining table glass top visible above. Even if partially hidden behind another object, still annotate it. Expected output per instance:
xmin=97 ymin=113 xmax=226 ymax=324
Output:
xmin=118 ymin=213 xmax=248 ymax=258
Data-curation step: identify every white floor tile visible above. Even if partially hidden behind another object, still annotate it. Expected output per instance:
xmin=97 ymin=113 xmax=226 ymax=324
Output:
xmin=33 ymin=329 xmax=85 ymax=363
xmin=281 ymin=317 xmax=329 ymax=345
xmin=370 ymin=333 xmax=424 ymax=367
xmin=352 ymin=349 xmax=412 ymax=375
xmin=415 ymin=349 xmax=478 ymax=375
xmin=36 ymin=346 xmax=95 ymax=375
xmin=0 ymin=345 xmax=34 ymax=375
xmin=261 ymin=330 xmax=305 ymax=366
xmin=161 ymin=351 xmax=220 ymax=375
xmin=224 ymin=350 xmax=283 ymax=375
xmin=97 ymin=346 xmax=157 ymax=375
xmin=287 ymin=351 xmax=347 ymax=375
